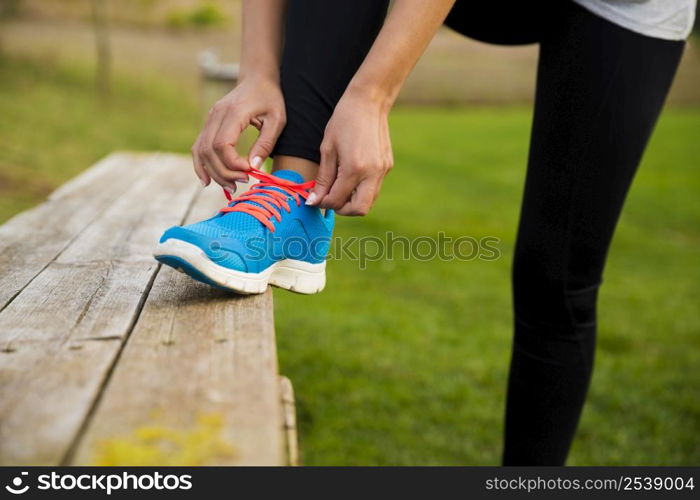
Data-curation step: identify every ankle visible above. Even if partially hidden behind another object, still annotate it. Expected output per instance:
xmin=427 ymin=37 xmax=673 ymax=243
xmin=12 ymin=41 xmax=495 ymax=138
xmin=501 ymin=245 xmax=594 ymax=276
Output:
xmin=272 ymin=155 xmax=318 ymax=181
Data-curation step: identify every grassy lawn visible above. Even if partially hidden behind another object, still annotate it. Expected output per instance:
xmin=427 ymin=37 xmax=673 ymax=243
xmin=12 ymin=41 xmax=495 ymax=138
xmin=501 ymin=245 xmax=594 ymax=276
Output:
xmin=1 ymin=54 xmax=698 ymax=465
xmin=0 ymin=54 xmax=200 ymax=221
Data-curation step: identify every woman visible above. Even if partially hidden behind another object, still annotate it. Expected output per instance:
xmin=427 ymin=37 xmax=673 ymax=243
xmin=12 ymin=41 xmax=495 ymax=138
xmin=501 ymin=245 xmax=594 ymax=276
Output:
xmin=155 ymin=0 xmax=695 ymax=464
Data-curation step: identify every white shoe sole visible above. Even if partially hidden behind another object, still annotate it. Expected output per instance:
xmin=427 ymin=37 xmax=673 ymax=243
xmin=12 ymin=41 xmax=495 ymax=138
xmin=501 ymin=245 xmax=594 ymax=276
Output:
xmin=154 ymin=239 xmax=326 ymax=295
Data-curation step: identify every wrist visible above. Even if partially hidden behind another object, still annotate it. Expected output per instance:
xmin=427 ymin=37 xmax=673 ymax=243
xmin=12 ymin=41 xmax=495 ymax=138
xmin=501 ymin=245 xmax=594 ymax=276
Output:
xmin=238 ymin=64 xmax=280 ymax=85
xmin=345 ymin=79 xmax=396 ymax=113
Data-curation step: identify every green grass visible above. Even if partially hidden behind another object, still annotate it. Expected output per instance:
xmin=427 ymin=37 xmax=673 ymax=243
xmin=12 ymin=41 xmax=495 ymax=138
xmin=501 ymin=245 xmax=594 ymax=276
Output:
xmin=0 ymin=53 xmax=200 ymax=221
xmin=1 ymin=54 xmax=698 ymax=465
xmin=166 ymin=2 xmax=228 ymax=30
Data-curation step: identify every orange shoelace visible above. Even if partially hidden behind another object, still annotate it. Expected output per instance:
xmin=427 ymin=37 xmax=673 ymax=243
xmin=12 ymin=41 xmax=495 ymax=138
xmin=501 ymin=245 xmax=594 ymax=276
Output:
xmin=219 ymin=167 xmax=315 ymax=232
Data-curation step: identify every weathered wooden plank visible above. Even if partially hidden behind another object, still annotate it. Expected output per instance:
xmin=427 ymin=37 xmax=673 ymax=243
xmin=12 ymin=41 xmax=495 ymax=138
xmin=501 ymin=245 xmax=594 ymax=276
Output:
xmin=72 ymin=185 xmax=284 ymax=466
xmin=280 ymin=376 xmax=299 ymax=466
xmin=0 ymin=152 xmax=152 ymax=310
xmin=0 ymin=153 xmax=199 ymax=465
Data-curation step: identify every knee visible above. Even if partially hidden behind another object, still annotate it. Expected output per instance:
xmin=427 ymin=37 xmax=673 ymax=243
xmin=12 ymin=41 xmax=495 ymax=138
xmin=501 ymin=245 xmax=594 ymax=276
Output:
xmin=512 ymin=248 xmax=601 ymax=335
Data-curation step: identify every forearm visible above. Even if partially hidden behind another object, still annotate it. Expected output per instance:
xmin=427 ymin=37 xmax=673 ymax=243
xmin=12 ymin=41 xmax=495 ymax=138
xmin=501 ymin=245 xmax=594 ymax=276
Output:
xmin=240 ymin=0 xmax=287 ymax=82
xmin=347 ymin=0 xmax=456 ymax=108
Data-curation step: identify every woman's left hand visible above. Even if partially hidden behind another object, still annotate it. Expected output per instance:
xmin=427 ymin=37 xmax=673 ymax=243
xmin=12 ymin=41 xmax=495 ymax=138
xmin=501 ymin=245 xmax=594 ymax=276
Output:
xmin=307 ymin=89 xmax=394 ymax=216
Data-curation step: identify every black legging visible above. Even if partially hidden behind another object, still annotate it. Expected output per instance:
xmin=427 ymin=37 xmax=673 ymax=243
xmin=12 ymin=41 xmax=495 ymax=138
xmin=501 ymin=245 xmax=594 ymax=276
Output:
xmin=272 ymin=0 xmax=685 ymax=465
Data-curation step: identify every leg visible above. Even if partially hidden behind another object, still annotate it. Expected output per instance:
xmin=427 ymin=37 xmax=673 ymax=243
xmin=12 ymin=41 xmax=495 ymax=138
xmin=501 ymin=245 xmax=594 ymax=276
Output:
xmin=272 ymin=0 xmax=390 ymax=178
xmin=503 ymin=3 xmax=684 ymax=465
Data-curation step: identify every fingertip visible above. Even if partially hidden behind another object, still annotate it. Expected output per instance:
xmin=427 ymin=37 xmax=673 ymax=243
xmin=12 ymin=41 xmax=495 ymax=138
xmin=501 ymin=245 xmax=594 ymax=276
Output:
xmin=305 ymin=192 xmax=319 ymax=206
xmin=238 ymin=158 xmax=253 ymax=171
xmin=310 ymin=183 xmax=330 ymax=200
xmin=250 ymin=155 xmax=263 ymax=169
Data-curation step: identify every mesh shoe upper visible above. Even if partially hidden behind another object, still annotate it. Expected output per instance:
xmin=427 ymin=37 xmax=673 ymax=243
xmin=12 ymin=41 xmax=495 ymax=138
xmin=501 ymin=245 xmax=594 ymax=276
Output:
xmin=159 ymin=170 xmax=334 ymax=273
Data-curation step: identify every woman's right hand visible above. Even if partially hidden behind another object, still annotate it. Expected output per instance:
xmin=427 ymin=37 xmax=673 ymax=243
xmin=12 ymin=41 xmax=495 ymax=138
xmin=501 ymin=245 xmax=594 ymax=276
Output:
xmin=192 ymin=76 xmax=286 ymax=193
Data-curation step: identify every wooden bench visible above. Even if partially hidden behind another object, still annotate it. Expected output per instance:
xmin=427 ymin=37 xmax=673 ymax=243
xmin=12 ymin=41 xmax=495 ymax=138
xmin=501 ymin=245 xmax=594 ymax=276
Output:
xmin=0 ymin=152 xmax=298 ymax=466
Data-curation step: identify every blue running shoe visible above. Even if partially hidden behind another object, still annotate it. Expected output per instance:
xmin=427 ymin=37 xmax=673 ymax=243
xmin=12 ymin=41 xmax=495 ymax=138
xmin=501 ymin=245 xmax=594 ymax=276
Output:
xmin=154 ymin=169 xmax=334 ymax=294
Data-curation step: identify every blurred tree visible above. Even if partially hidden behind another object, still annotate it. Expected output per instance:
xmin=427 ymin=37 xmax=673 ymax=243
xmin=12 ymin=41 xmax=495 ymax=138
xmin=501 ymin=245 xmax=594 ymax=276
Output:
xmin=91 ymin=0 xmax=111 ymax=98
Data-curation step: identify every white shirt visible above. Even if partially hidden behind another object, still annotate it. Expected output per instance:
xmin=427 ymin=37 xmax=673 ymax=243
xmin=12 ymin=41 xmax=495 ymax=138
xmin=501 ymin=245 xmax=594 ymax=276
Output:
xmin=572 ymin=0 xmax=696 ymax=40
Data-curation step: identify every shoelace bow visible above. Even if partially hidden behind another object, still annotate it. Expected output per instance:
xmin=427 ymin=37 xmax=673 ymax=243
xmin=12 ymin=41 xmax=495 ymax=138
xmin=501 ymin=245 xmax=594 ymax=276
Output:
xmin=219 ymin=167 xmax=315 ymax=232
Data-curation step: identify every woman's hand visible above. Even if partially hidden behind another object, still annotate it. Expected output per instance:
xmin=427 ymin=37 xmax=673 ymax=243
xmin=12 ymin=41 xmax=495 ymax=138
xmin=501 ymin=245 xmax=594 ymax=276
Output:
xmin=192 ymin=76 xmax=286 ymax=192
xmin=308 ymin=90 xmax=394 ymax=216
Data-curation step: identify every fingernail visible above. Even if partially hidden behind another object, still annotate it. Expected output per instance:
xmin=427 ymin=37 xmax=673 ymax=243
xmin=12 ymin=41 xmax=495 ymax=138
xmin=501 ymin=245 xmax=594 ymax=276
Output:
xmin=200 ymin=178 xmax=207 ymax=187
xmin=305 ymin=192 xmax=318 ymax=206
xmin=251 ymin=156 xmax=262 ymax=168
xmin=224 ymin=186 xmax=236 ymax=195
